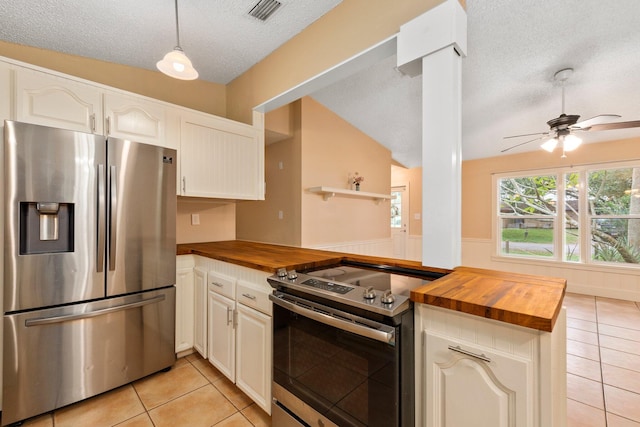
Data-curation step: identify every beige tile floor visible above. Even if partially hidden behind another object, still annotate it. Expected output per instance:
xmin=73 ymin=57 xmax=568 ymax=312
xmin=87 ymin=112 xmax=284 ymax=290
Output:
xmin=6 ymin=292 xmax=640 ymax=427
xmin=14 ymin=353 xmax=271 ymax=427
xmin=565 ymin=292 xmax=640 ymax=427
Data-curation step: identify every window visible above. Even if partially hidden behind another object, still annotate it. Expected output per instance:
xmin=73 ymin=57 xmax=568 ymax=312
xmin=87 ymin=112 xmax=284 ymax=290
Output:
xmin=390 ymin=190 xmax=402 ymax=228
xmin=498 ymin=175 xmax=557 ymax=259
xmin=496 ymin=163 xmax=640 ymax=267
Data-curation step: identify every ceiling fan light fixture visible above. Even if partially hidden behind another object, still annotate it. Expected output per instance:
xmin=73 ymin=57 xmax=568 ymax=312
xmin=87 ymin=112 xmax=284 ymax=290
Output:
xmin=157 ymin=0 xmax=198 ymax=81
xmin=541 ymin=138 xmax=558 ymax=152
xmin=563 ymin=134 xmax=582 ymax=151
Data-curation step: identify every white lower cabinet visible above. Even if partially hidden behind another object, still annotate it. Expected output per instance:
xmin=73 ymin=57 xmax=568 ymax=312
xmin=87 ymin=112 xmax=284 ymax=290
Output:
xmin=235 ymin=284 xmax=272 ymax=413
xmin=424 ymin=333 xmax=530 ymax=427
xmin=416 ymin=304 xmax=567 ymax=427
xmin=193 ymin=267 xmax=208 ymax=358
xmin=204 ymin=266 xmax=272 ymax=415
xmin=175 ymin=256 xmax=195 ymax=353
xmin=208 ymin=289 xmax=236 ymax=380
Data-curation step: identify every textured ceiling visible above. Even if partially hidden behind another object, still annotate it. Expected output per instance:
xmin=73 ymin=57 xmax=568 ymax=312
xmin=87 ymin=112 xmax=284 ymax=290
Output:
xmin=313 ymin=0 xmax=640 ymax=166
xmin=0 ymin=0 xmax=342 ymax=84
xmin=1 ymin=0 xmax=639 ymax=167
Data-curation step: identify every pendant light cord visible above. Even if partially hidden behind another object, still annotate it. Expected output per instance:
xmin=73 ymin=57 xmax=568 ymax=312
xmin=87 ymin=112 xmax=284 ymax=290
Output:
xmin=174 ymin=0 xmax=181 ymax=49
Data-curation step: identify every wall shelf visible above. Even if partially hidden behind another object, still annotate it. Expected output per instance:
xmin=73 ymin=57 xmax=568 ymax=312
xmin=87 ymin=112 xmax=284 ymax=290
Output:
xmin=307 ymin=186 xmax=392 ymax=204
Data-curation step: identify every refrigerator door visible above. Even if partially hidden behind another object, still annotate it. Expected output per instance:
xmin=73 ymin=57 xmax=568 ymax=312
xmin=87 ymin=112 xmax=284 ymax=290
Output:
xmin=3 ymin=121 xmax=106 ymax=312
xmin=2 ymin=287 xmax=176 ymax=425
xmin=106 ymin=138 xmax=176 ymax=296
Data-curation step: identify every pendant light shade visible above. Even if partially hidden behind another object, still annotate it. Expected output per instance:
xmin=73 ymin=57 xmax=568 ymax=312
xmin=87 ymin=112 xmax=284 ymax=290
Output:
xmin=157 ymin=0 xmax=198 ymax=80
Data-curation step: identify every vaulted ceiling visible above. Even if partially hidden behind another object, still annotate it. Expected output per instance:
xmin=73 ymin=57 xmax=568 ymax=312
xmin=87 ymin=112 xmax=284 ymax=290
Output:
xmin=1 ymin=0 xmax=639 ymax=167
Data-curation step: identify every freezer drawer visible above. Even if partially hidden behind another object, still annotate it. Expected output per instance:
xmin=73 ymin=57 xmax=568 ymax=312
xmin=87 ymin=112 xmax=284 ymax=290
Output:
xmin=2 ymin=287 xmax=176 ymax=426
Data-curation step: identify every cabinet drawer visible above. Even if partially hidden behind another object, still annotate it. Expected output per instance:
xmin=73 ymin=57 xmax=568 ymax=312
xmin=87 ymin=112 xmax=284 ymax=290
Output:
xmin=208 ymin=271 xmax=236 ymax=299
xmin=236 ymin=280 xmax=271 ymax=316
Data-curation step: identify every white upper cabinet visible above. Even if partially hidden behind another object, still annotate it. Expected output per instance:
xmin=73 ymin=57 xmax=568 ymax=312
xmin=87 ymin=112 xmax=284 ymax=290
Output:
xmin=14 ymin=67 xmax=103 ymax=134
xmin=103 ymin=92 xmax=165 ymax=146
xmin=1 ymin=62 xmax=11 ymax=121
xmin=180 ymin=112 xmax=263 ymax=200
xmin=3 ymin=56 xmax=264 ymax=201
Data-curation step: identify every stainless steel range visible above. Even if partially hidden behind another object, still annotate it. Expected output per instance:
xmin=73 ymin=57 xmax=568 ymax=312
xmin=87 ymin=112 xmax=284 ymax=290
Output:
xmin=268 ymin=263 xmax=443 ymax=427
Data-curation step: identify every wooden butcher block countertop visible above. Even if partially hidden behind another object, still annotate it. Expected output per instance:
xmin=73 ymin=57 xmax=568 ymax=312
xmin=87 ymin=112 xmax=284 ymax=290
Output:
xmin=411 ymin=266 xmax=566 ymax=332
xmin=178 ymin=241 xmax=565 ymax=332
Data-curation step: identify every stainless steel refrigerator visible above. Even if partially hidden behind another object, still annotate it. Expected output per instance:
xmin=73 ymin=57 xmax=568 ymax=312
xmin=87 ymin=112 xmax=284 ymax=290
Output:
xmin=2 ymin=120 xmax=177 ymax=425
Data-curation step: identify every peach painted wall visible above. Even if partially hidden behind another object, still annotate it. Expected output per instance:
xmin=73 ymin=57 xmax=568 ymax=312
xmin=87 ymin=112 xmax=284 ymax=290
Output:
xmin=237 ymin=97 xmax=392 ymax=247
xmin=236 ymin=101 xmax=302 ymax=246
xmin=300 ymin=97 xmax=391 ymax=246
xmin=462 ymin=137 xmax=640 ymax=240
xmin=176 ymin=198 xmax=236 ymax=244
xmin=391 ymin=165 xmax=423 ymax=236
xmin=0 ymin=41 xmax=227 ymax=117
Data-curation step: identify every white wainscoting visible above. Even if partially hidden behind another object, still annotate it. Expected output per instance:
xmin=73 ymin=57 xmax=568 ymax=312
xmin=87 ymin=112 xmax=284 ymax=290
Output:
xmin=309 ymin=238 xmax=394 ymax=258
xmin=310 ymin=235 xmax=423 ymax=261
xmin=462 ymin=238 xmax=640 ymax=302
xmin=407 ymin=235 xmax=422 ymax=261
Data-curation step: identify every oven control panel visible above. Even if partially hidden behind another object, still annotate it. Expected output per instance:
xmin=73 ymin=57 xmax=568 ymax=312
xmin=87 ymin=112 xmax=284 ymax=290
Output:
xmin=300 ymin=278 xmax=353 ymax=294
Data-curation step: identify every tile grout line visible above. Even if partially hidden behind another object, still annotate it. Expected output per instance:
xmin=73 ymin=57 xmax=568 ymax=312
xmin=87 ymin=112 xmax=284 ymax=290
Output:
xmin=186 ymin=355 xmax=260 ymax=427
xmin=594 ymin=296 xmax=609 ymax=427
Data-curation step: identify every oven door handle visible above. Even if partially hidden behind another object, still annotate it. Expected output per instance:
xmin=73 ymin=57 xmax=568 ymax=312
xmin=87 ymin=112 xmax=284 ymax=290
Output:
xmin=269 ymin=293 xmax=396 ymax=345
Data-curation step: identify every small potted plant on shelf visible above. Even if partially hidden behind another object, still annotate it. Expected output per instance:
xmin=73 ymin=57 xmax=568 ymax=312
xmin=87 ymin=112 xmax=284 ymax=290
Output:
xmin=352 ymin=172 xmax=364 ymax=191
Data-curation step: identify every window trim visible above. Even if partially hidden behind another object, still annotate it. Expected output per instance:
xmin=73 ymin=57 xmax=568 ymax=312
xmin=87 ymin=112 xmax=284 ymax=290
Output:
xmin=493 ymin=160 xmax=640 ymax=269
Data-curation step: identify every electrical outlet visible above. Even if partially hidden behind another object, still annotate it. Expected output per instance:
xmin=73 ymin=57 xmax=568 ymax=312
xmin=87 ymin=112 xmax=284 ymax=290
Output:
xmin=191 ymin=214 xmax=200 ymax=225
xmin=278 ymin=210 xmax=284 ymax=220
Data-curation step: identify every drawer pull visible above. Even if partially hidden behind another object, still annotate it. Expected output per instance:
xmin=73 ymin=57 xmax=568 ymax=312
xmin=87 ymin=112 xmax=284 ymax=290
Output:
xmin=241 ymin=293 xmax=257 ymax=300
xmin=211 ymin=282 xmax=224 ymax=288
xmin=448 ymin=345 xmax=492 ymax=363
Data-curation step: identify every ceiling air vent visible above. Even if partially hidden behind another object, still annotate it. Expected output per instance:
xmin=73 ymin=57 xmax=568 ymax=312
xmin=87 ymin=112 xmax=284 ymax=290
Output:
xmin=248 ymin=0 xmax=282 ymax=21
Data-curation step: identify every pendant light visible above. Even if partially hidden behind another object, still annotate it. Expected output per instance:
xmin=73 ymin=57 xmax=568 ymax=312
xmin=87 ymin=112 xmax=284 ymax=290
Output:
xmin=157 ymin=0 xmax=198 ymax=80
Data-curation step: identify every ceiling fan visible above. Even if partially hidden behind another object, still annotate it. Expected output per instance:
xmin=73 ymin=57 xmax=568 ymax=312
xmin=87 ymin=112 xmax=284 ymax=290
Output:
xmin=502 ymin=68 xmax=640 ymax=157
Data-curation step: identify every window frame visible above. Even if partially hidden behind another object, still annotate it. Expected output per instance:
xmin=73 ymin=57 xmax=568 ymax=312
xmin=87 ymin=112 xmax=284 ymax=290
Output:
xmin=493 ymin=160 xmax=640 ymax=269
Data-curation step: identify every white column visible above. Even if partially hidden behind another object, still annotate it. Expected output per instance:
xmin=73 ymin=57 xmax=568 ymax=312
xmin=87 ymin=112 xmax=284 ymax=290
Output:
xmin=397 ymin=0 xmax=466 ymax=269
xmin=421 ymin=48 xmax=462 ymax=269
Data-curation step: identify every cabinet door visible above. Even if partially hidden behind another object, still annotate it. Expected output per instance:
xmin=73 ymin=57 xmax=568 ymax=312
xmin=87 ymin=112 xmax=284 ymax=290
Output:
xmin=180 ymin=117 xmax=261 ymax=199
xmin=208 ymin=290 xmax=235 ymax=381
xmin=104 ymin=93 xmax=165 ymax=145
xmin=424 ymin=332 xmax=531 ymax=427
xmin=1 ymin=61 xmax=11 ymax=121
xmin=175 ymin=268 xmax=194 ymax=353
xmin=193 ymin=267 xmax=207 ymax=358
xmin=15 ymin=67 xmax=103 ymax=133
xmin=235 ymin=303 xmax=272 ymax=415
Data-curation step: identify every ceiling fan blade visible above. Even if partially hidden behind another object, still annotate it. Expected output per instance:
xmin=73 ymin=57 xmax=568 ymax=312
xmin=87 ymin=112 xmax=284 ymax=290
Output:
xmin=584 ymin=120 xmax=640 ymax=132
xmin=501 ymin=135 xmax=545 ymax=153
xmin=572 ymin=114 xmax=621 ymax=129
xmin=503 ymin=131 xmax=549 ymax=140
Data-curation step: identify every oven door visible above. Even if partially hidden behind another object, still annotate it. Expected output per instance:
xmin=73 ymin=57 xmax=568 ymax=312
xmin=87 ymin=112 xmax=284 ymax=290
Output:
xmin=270 ymin=292 xmax=404 ymax=427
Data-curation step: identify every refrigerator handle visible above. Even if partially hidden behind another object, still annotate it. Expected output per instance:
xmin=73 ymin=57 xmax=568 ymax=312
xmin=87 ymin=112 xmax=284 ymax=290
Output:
xmin=24 ymin=294 xmax=166 ymax=327
xmin=109 ymin=165 xmax=117 ymax=271
xmin=97 ymin=164 xmax=106 ymax=273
